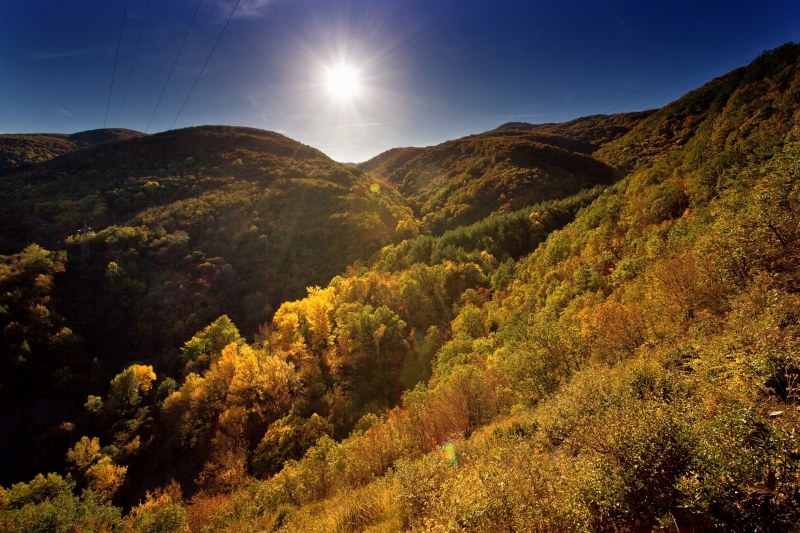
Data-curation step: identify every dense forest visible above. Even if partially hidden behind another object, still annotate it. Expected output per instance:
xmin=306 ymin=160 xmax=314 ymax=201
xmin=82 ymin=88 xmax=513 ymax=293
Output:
xmin=1 ymin=43 xmax=799 ymax=532
xmin=0 ymin=129 xmax=145 ymax=170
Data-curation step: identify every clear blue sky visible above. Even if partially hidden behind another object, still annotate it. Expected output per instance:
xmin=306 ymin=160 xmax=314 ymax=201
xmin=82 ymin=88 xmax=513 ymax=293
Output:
xmin=1 ymin=0 xmax=798 ymax=162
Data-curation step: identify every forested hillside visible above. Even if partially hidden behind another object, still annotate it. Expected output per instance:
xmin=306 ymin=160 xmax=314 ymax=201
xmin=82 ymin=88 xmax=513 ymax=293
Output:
xmin=0 ymin=114 xmax=609 ymax=509
xmin=2 ymin=44 xmax=800 ymax=532
xmin=493 ymin=110 xmax=652 ymax=153
xmin=358 ymin=120 xmax=632 ymax=234
xmin=0 ymin=128 xmax=144 ymax=170
xmin=0 ymin=126 xmax=417 ymax=356
xmin=0 ymin=125 xmax=417 ymax=490
xmin=358 ymin=147 xmax=425 ymax=179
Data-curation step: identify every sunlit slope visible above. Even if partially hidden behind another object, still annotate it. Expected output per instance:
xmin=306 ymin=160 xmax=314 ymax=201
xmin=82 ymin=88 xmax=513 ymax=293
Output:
xmin=182 ymin=43 xmax=800 ymax=532
xmin=358 ymin=147 xmax=425 ymax=177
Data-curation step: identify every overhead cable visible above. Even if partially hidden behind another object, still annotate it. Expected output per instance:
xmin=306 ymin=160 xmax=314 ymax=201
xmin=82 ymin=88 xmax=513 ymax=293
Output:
xmin=117 ymin=0 xmax=152 ymax=126
xmin=170 ymin=0 xmax=243 ymax=130
xmin=103 ymin=0 xmax=129 ymax=128
xmin=145 ymin=0 xmax=203 ymax=133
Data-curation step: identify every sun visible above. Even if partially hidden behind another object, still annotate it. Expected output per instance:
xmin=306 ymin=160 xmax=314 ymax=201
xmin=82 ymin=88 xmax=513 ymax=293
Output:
xmin=324 ymin=63 xmax=362 ymax=100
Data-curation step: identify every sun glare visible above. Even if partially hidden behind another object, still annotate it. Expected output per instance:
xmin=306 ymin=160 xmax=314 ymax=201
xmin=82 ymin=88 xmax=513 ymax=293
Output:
xmin=324 ymin=64 xmax=362 ymax=100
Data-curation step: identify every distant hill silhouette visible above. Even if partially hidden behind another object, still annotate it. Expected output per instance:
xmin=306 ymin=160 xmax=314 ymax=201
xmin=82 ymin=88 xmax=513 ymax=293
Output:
xmin=0 ymin=128 xmax=144 ymax=169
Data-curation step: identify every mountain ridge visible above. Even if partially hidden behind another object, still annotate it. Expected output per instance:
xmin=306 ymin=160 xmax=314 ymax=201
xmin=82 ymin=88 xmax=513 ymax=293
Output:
xmin=0 ymin=128 xmax=145 ymax=170
xmin=354 ymin=111 xmax=654 ymax=235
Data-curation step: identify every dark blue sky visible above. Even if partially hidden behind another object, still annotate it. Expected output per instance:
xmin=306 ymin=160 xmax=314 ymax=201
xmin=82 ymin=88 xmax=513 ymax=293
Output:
xmin=1 ymin=0 xmax=798 ymax=161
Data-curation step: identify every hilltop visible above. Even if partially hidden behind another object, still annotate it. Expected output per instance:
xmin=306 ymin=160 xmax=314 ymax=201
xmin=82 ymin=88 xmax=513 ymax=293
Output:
xmin=358 ymin=147 xmax=425 ymax=178
xmin=597 ymin=43 xmax=800 ymax=174
xmin=0 ymin=124 xmax=416 ymax=356
xmin=0 ymin=128 xmax=144 ymax=170
xmin=357 ymin=113 xmax=646 ymax=233
xmin=494 ymin=110 xmax=653 ymax=152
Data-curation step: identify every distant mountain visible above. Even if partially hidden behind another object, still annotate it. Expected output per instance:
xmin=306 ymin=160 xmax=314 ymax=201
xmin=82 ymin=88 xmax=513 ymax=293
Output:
xmin=0 ymin=128 xmax=144 ymax=169
xmin=358 ymin=146 xmax=425 ymax=176
xmin=359 ymin=124 xmax=626 ymax=233
xmin=0 ymin=124 xmax=416 ymax=487
xmin=494 ymin=110 xmax=653 ymax=153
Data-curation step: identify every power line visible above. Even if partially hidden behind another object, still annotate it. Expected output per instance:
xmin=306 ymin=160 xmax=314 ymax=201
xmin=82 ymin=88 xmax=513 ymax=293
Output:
xmin=145 ymin=0 xmax=204 ymax=133
xmin=170 ymin=0 xmax=243 ymax=130
xmin=103 ymin=0 xmax=129 ymax=128
xmin=116 ymin=0 xmax=152 ymax=127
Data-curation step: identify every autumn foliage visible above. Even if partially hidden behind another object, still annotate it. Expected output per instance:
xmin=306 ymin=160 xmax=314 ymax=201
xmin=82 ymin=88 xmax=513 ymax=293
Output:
xmin=2 ymin=43 xmax=800 ymax=533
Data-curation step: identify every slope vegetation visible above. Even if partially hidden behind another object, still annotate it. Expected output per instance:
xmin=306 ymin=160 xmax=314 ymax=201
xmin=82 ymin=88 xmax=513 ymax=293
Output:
xmin=494 ymin=110 xmax=652 ymax=152
xmin=0 ymin=125 xmax=414 ymax=343
xmin=359 ymin=112 xmax=649 ymax=234
xmin=0 ymin=125 xmax=414 ymax=488
xmin=168 ymin=43 xmax=800 ymax=532
xmin=362 ymin=136 xmax=612 ymax=234
xmin=0 ymin=128 xmax=144 ymax=170
xmin=358 ymin=147 xmax=425 ymax=177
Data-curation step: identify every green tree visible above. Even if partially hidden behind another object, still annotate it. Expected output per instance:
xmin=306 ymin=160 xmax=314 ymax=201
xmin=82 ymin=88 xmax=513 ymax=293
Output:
xmin=180 ymin=315 xmax=244 ymax=374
